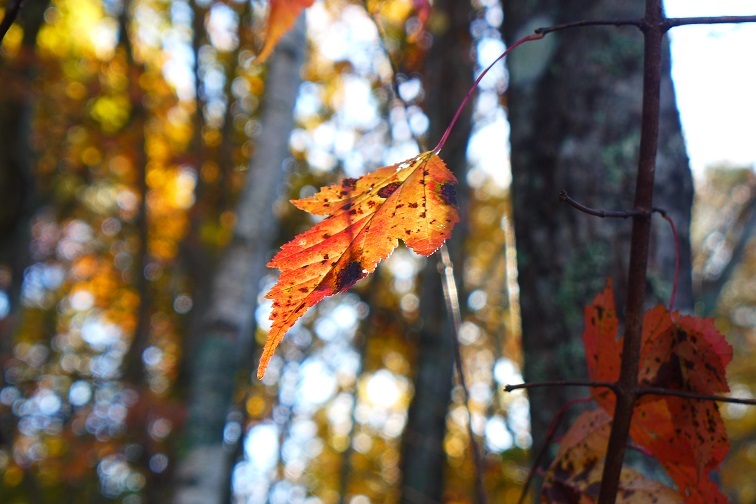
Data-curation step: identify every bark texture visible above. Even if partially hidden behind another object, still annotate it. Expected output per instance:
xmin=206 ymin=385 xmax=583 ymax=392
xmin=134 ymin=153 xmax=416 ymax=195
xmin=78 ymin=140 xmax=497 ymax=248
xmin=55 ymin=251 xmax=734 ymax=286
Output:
xmin=399 ymin=0 xmax=474 ymax=501
xmin=171 ymin=18 xmax=306 ymax=504
xmin=501 ymin=1 xmax=693 ymax=449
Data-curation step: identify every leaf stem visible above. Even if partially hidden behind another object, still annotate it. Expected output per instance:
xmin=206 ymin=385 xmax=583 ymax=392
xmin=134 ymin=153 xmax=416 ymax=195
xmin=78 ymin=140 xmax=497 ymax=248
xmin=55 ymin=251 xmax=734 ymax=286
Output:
xmin=432 ymin=32 xmax=543 ymax=155
xmin=659 ymin=212 xmax=680 ymax=312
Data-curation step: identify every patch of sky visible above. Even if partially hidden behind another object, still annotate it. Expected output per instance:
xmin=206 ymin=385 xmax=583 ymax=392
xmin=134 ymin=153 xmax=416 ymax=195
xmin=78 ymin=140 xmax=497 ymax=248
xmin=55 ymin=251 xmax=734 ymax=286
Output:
xmin=664 ymin=0 xmax=756 ymax=174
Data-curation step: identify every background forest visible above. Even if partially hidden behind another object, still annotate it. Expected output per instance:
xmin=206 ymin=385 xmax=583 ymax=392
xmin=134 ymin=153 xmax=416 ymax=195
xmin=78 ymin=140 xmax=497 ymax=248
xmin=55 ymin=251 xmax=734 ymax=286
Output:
xmin=0 ymin=0 xmax=754 ymax=503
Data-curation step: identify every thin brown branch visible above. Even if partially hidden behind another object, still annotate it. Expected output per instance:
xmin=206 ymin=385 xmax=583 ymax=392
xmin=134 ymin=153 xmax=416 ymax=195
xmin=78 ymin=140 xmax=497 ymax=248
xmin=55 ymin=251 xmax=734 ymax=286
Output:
xmin=504 ymin=380 xmax=617 ymax=393
xmin=535 ymin=18 xmax=643 ymax=35
xmin=598 ymin=0 xmax=665 ymax=501
xmin=0 ymin=0 xmax=24 ymax=44
xmin=559 ymin=191 xmax=646 ymax=218
xmin=666 ymin=15 xmax=756 ymax=29
xmin=532 ymin=15 xmax=756 ymax=38
xmin=639 ymin=386 xmax=756 ymax=406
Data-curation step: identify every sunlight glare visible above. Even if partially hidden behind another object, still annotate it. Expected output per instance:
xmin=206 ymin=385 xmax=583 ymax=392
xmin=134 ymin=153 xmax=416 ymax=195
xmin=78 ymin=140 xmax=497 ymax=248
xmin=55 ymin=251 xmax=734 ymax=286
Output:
xmin=366 ymin=370 xmax=401 ymax=409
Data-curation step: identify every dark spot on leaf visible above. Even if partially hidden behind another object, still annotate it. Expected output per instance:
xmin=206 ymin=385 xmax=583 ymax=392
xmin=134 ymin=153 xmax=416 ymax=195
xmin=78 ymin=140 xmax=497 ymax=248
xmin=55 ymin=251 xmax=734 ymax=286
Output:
xmin=323 ymin=233 xmax=331 ymax=239
xmin=336 ymin=261 xmax=365 ymax=292
xmin=378 ymin=182 xmax=401 ymax=198
xmin=299 ymin=287 xmax=309 ymax=293
xmin=440 ymin=182 xmax=457 ymax=205
xmin=341 ymin=177 xmax=357 ymax=189
xmin=408 ymin=202 xmax=418 ymax=208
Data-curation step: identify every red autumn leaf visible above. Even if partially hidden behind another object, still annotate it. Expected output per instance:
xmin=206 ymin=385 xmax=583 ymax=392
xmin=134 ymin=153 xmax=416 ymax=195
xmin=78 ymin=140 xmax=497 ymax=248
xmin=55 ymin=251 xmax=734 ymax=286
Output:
xmin=257 ymin=0 xmax=314 ymax=63
xmin=542 ymin=408 xmax=683 ymax=503
xmin=582 ymin=281 xmax=733 ymax=503
xmin=258 ymin=151 xmax=459 ymax=378
xmin=582 ymin=279 xmax=622 ymax=411
xmin=633 ymin=307 xmax=732 ymax=503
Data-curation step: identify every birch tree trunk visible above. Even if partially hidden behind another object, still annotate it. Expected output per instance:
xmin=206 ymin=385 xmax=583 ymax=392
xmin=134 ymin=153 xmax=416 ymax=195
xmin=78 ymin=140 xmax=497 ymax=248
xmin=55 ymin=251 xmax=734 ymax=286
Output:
xmin=172 ymin=17 xmax=306 ymax=504
xmin=501 ymin=0 xmax=693 ymax=452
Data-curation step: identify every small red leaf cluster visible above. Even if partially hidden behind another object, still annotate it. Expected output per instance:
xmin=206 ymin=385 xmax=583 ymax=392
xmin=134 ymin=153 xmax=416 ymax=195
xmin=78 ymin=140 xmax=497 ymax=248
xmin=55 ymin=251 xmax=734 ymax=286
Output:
xmin=543 ymin=280 xmax=733 ymax=503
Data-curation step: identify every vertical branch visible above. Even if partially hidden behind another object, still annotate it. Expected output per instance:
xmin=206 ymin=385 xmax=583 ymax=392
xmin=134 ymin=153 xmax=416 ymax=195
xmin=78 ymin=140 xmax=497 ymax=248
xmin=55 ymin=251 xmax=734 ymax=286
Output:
xmin=118 ymin=0 xmax=151 ymax=385
xmin=438 ymin=245 xmax=487 ymax=504
xmin=597 ymin=0 xmax=664 ymax=501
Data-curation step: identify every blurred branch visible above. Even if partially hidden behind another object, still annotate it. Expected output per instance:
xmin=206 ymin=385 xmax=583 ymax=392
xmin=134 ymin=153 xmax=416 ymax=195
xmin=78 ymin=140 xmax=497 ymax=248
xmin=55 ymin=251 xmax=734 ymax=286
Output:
xmin=0 ymin=0 xmax=24 ymax=44
xmin=118 ymin=0 xmax=151 ymax=385
xmin=439 ymin=245 xmax=487 ymax=504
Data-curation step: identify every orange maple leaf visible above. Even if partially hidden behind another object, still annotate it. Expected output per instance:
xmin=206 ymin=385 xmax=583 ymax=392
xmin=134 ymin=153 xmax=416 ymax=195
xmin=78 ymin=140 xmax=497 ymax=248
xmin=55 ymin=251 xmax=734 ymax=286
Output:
xmin=257 ymin=0 xmax=314 ymax=63
xmin=582 ymin=281 xmax=733 ymax=503
xmin=258 ymin=151 xmax=459 ymax=378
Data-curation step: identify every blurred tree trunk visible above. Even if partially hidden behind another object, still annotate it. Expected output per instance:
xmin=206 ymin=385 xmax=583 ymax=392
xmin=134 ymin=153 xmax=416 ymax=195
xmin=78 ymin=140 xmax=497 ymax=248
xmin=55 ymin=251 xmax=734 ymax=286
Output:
xmin=171 ymin=18 xmax=306 ymax=504
xmin=0 ymin=0 xmax=50 ymax=446
xmin=501 ymin=1 xmax=693 ymax=453
xmin=399 ymin=0 xmax=474 ymax=501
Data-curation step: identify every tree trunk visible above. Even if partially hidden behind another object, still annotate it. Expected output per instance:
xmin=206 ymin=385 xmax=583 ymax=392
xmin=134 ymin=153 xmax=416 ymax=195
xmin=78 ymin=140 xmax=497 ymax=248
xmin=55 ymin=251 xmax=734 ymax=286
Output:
xmin=501 ymin=0 xmax=692 ymax=453
xmin=0 ymin=0 xmax=50 ymax=448
xmin=399 ymin=0 xmax=474 ymax=501
xmin=171 ymin=17 xmax=306 ymax=504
